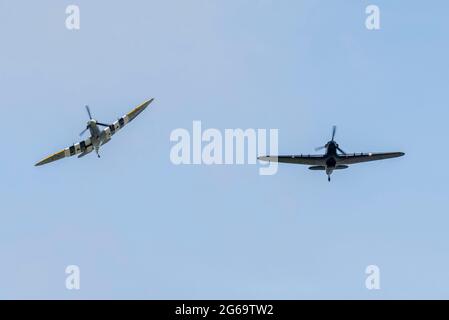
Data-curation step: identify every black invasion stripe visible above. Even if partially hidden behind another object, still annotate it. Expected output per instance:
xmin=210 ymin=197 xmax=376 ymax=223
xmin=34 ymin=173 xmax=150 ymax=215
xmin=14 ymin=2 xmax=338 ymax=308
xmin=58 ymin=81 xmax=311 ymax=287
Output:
xmin=109 ymin=124 xmax=115 ymax=134
xmin=119 ymin=117 xmax=125 ymax=127
xmin=69 ymin=145 xmax=76 ymax=156
xmin=80 ymin=141 xmax=86 ymax=151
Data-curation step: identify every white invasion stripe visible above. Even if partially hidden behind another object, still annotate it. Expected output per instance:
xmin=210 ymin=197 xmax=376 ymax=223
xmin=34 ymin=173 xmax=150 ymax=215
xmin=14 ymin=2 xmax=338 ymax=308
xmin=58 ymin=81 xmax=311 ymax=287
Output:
xmin=104 ymin=127 xmax=111 ymax=138
xmin=74 ymin=143 xmax=81 ymax=154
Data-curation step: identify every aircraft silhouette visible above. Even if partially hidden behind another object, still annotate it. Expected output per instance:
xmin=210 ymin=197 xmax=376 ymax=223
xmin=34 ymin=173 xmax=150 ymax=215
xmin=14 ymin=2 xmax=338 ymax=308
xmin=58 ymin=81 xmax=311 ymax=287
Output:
xmin=258 ymin=126 xmax=404 ymax=181
xmin=35 ymin=99 xmax=153 ymax=166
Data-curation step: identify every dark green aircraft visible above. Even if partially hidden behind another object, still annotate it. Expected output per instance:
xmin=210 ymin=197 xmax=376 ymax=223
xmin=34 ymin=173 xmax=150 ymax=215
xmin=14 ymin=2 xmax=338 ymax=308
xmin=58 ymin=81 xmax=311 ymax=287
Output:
xmin=258 ymin=126 xmax=404 ymax=181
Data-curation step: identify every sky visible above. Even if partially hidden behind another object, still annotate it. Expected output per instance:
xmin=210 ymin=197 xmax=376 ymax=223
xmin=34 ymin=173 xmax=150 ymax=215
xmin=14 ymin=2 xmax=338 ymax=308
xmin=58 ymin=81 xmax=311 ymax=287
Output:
xmin=0 ymin=0 xmax=448 ymax=299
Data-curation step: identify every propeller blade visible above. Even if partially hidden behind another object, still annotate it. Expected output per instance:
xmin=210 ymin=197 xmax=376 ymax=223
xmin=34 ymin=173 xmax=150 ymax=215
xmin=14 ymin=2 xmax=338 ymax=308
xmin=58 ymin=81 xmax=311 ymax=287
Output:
xmin=315 ymin=146 xmax=326 ymax=151
xmin=96 ymin=122 xmax=110 ymax=127
xmin=331 ymin=125 xmax=337 ymax=141
xmin=79 ymin=127 xmax=89 ymax=136
xmin=85 ymin=105 xmax=93 ymax=119
xmin=337 ymin=147 xmax=347 ymax=155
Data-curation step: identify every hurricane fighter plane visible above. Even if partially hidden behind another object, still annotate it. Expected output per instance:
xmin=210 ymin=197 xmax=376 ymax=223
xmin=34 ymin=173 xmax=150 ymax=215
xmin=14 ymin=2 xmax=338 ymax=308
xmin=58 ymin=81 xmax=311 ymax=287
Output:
xmin=35 ymin=98 xmax=154 ymax=166
xmin=258 ymin=126 xmax=404 ymax=181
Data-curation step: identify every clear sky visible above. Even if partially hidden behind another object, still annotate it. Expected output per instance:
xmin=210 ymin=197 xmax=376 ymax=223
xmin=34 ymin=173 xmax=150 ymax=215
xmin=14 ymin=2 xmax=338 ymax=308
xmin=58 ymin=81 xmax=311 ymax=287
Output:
xmin=0 ymin=0 xmax=448 ymax=299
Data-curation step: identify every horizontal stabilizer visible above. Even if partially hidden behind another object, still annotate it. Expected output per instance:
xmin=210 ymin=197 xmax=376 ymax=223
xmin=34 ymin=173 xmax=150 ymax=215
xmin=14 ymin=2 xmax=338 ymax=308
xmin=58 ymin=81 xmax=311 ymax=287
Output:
xmin=309 ymin=166 xmax=325 ymax=170
xmin=309 ymin=165 xmax=348 ymax=170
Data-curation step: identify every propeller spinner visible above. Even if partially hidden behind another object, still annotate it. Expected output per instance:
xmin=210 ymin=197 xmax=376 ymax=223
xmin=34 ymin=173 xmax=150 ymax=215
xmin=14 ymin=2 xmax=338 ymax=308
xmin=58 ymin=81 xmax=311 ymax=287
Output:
xmin=315 ymin=126 xmax=347 ymax=155
xmin=79 ymin=105 xmax=111 ymax=136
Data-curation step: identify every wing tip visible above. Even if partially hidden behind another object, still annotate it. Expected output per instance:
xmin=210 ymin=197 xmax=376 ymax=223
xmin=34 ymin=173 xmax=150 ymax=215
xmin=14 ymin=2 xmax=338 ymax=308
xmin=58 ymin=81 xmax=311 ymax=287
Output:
xmin=34 ymin=159 xmax=48 ymax=166
xmin=391 ymin=152 xmax=405 ymax=158
xmin=34 ymin=158 xmax=47 ymax=166
xmin=143 ymin=98 xmax=155 ymax=107
xmin=258 ymin=156 xmax=272 ymax=162
xmin=135 ymin=98 xmax=155 ymax=112
xmin=34 ymin=157 xmax=46 ymax=166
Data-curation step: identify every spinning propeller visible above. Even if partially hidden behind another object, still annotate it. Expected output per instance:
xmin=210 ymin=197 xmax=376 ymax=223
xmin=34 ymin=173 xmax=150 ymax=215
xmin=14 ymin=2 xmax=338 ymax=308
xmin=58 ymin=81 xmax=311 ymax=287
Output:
xmin=79 ymin=105 xmax=110 ymax=136
xmin=314 ymin=125 xmax=347 ymax=155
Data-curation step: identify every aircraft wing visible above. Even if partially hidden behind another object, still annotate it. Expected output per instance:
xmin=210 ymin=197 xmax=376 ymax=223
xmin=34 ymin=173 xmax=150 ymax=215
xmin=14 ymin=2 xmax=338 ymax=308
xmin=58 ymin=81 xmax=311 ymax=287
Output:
xmin=258 ymin=155 xmax=325 ymax=165
xmin=35 ymin=138 xmax=93 ymax=166
xmin=101 ymin=98 xmax=154 ymax=140
xmin=338 ymin=152 xmax=404 ymax=165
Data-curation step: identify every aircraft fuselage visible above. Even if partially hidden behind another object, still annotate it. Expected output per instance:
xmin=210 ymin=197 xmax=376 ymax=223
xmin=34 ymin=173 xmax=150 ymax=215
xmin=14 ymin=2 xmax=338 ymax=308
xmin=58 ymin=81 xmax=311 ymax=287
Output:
xmin=324 ymin=141 xmax=339 ymax=179
xmin=87 ymin=120 xmax=104 ymax=155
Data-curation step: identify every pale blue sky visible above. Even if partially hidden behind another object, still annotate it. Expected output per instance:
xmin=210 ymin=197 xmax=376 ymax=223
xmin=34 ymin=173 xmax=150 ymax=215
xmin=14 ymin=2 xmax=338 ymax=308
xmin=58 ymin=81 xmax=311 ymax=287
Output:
xmin=0 ymin=0 xmax=448 ymax=299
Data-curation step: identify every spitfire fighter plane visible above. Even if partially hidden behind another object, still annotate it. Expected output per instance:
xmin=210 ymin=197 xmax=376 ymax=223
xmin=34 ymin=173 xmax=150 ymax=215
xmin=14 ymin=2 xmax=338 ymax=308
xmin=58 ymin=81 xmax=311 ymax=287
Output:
xmin=35 ymin=99 xmax=154 ymax=166
xmin=258 ymin=126 xmax=404 ymax=181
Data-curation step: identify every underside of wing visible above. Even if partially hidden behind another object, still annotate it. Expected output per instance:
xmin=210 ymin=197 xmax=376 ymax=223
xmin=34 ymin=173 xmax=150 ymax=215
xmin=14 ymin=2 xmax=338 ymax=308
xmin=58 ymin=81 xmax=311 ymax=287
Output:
xmin=35 ymin=138 xmax=93 ymax=166
xmin=258 ymin=155 xmax=325 ymax=165
xmin=338 ymin=152 xmax=404 ymax=165
xmin=101 ymin=98 xmax=154 ymax=140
